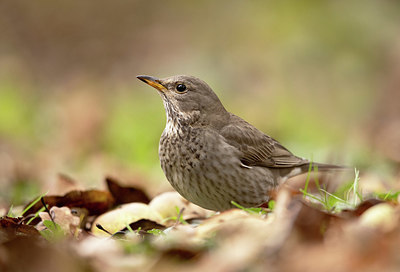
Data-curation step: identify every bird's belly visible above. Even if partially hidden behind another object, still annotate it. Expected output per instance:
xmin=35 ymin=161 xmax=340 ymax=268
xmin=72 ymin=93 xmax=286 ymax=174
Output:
xmin=159 ymin=132 xmax=276 ymax=211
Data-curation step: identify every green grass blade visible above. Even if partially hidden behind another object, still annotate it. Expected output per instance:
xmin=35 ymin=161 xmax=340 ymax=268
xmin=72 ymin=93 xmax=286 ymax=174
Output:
xmin=21 ymin=192 xmax=48 ymax=216
xmin=26 ymin=206 xmax=46 ymax=225
xmin=299 ymin=189 xmax=324 ymax=203
xmin=302 ymin=162 xmax=314 ymax=200
xmin=319 ymin=189 xmax=347 ymax=203
xmin=352 ymin=169 xmax=362 ymax=205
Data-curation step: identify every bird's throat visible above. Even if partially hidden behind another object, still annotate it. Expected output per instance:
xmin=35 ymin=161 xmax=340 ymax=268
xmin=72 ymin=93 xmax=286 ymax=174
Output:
xmin=162 ymin=99 xmax=200 ymax=128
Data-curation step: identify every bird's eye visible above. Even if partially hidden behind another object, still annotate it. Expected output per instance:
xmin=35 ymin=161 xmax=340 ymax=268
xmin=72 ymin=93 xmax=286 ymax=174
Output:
xmin=176 ymin=84 xmax=187 ymax=93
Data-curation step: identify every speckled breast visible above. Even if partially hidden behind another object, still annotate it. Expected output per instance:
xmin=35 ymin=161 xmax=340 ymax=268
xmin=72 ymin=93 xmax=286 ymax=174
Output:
xmin=158 ymin=121 xmax=273 ymax=211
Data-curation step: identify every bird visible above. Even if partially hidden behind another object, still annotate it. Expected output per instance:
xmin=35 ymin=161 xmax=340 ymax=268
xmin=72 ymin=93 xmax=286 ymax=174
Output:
xmin=137 ymin=75 xmax=345 ymax=211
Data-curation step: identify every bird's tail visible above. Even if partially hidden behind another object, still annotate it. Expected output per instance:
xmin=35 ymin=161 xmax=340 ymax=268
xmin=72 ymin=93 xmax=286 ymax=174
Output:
xmin=283 ymin=162 xmax=350 ymax=180
xmin=302 ymin=162 xmax=349 ymax=172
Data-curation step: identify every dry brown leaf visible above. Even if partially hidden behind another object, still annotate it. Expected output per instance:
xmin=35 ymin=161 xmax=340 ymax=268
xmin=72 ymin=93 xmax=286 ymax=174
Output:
xmin=341 ymin=198 xmax=385 ymax=218
xmin=37 ymin=207 xmax=81 ymax=237
xmin=106 ymin=176 xmax=150 ymax=205
xmin=123 ymin=219 xmax=166 ymax=233
xmin=24 ymin=189 xmax=115 ymax=218
xmin=293 ymin=200 xmax=340 ymax=242
xmin=0 ymin=216 xmax=41 ymax=243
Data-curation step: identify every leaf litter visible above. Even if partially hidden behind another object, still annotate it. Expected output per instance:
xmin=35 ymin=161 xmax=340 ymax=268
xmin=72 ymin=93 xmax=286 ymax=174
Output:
xmin=1 ymin=173 xmax=400 ymax=272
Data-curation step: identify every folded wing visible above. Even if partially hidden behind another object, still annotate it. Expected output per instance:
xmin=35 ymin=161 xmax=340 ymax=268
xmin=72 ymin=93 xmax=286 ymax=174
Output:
xmin=220 ymin=114 xmax=309 ymax=168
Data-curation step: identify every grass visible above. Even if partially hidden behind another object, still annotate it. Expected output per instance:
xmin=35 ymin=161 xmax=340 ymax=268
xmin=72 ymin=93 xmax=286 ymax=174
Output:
xmin=21 ymin=193 xmax=47 ymax=217
xmin=162 ymin=206 xmax=189 ymax=225
xmin=300 ymin=168 xmax=363 ymax=212
xmin=375 ymin=191 xmax=400 ymax=201
xmin=231 ymin=201 xmax=268 ymax=215
xmin=146 ymin=229 xmax=165 ymax=236
xmin=231 ymin=166 xmax=368 ymax=215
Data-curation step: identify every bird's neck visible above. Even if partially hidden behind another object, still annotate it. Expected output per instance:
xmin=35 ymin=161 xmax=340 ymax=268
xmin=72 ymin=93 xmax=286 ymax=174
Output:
xmin=163 ymin=111 xmax=195 ymax=139
xmin=163 ymin=100 xmax=200 ymax=127
xmin=162 ymin=99 xmax=229 ymax=134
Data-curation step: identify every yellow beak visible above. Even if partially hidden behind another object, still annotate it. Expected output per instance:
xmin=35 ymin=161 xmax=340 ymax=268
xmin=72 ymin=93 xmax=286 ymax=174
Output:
xmin=137 ymin=75 xmax=166 ymax=92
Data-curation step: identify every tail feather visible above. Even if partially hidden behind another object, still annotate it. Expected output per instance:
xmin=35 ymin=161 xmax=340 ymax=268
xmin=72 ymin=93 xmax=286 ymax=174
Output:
xmin=283 ymin=162 xmax=350 ymax=180
xmin=302 ymin=162 xmax=349 ymax=172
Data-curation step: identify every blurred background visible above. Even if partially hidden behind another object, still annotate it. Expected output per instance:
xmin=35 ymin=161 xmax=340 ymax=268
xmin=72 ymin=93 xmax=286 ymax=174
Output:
xmin=1 ymin=0 xmax=400 ymax=206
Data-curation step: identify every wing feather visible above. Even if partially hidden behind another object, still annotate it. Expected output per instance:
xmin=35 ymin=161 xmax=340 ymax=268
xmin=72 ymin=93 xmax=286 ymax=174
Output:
xmin=220 ymin=115 xmax=308 ymax=168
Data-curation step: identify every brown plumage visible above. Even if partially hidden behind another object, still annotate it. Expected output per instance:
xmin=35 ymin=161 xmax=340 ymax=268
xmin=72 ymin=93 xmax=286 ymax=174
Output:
xmin=137 ymin=75 xmax=344 ymax=211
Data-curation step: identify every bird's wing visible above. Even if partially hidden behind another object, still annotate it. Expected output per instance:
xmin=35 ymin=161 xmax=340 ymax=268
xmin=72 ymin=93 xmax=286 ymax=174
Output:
xmin=220 ymin=115 xmax=308 ymax=168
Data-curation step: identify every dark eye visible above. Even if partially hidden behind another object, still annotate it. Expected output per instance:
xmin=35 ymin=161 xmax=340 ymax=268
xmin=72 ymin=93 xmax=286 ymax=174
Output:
xmin=176 ymin=84 xmax=187 ymax=93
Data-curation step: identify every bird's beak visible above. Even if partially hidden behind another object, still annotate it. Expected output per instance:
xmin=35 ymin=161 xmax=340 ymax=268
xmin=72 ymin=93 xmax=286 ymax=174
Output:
xmin=136 ymin=75 xmax=166 ymax=92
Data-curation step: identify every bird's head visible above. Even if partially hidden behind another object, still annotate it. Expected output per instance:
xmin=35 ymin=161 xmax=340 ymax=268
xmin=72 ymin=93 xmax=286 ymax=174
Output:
xmin=137 ymin=75 xmax=227 ymax=125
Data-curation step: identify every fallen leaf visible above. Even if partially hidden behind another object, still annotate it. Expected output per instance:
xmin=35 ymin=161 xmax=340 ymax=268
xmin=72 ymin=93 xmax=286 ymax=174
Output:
xmin=106 ymin=176 xmax=150 ymax=205
xmin=149 ymin=192 xmax=214 ymax=225
xmin=37 ymin=206 xmax=81 ymax=237
xmin=358 ymin=203 xmax=398 ymax=231
xmin=24 ymin=190 xmax=115 ymax=217
xmin=293 ymin=200 xmax=339 ymax=242
xmin=91 ymin=203 xmax=162 ymax=237
xmin=341 ymin=198 xmax=385 ymax=218
xmin=0 ymin=216 xmax=41 ymax=243
xmin=124 ymin=219 xmax=165 ymax=232
xmin=59 ymin=190 xmax=115 ymax=215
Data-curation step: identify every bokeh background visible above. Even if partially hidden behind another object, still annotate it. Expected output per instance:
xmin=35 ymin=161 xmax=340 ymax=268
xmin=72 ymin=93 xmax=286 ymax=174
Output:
xmin=1 ymin=0 xmax=400 ymax=206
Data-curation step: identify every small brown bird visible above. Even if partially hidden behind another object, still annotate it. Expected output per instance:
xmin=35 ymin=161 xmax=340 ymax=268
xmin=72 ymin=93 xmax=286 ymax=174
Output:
xmin=137 ymin=75 xmax=344 ymax=211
